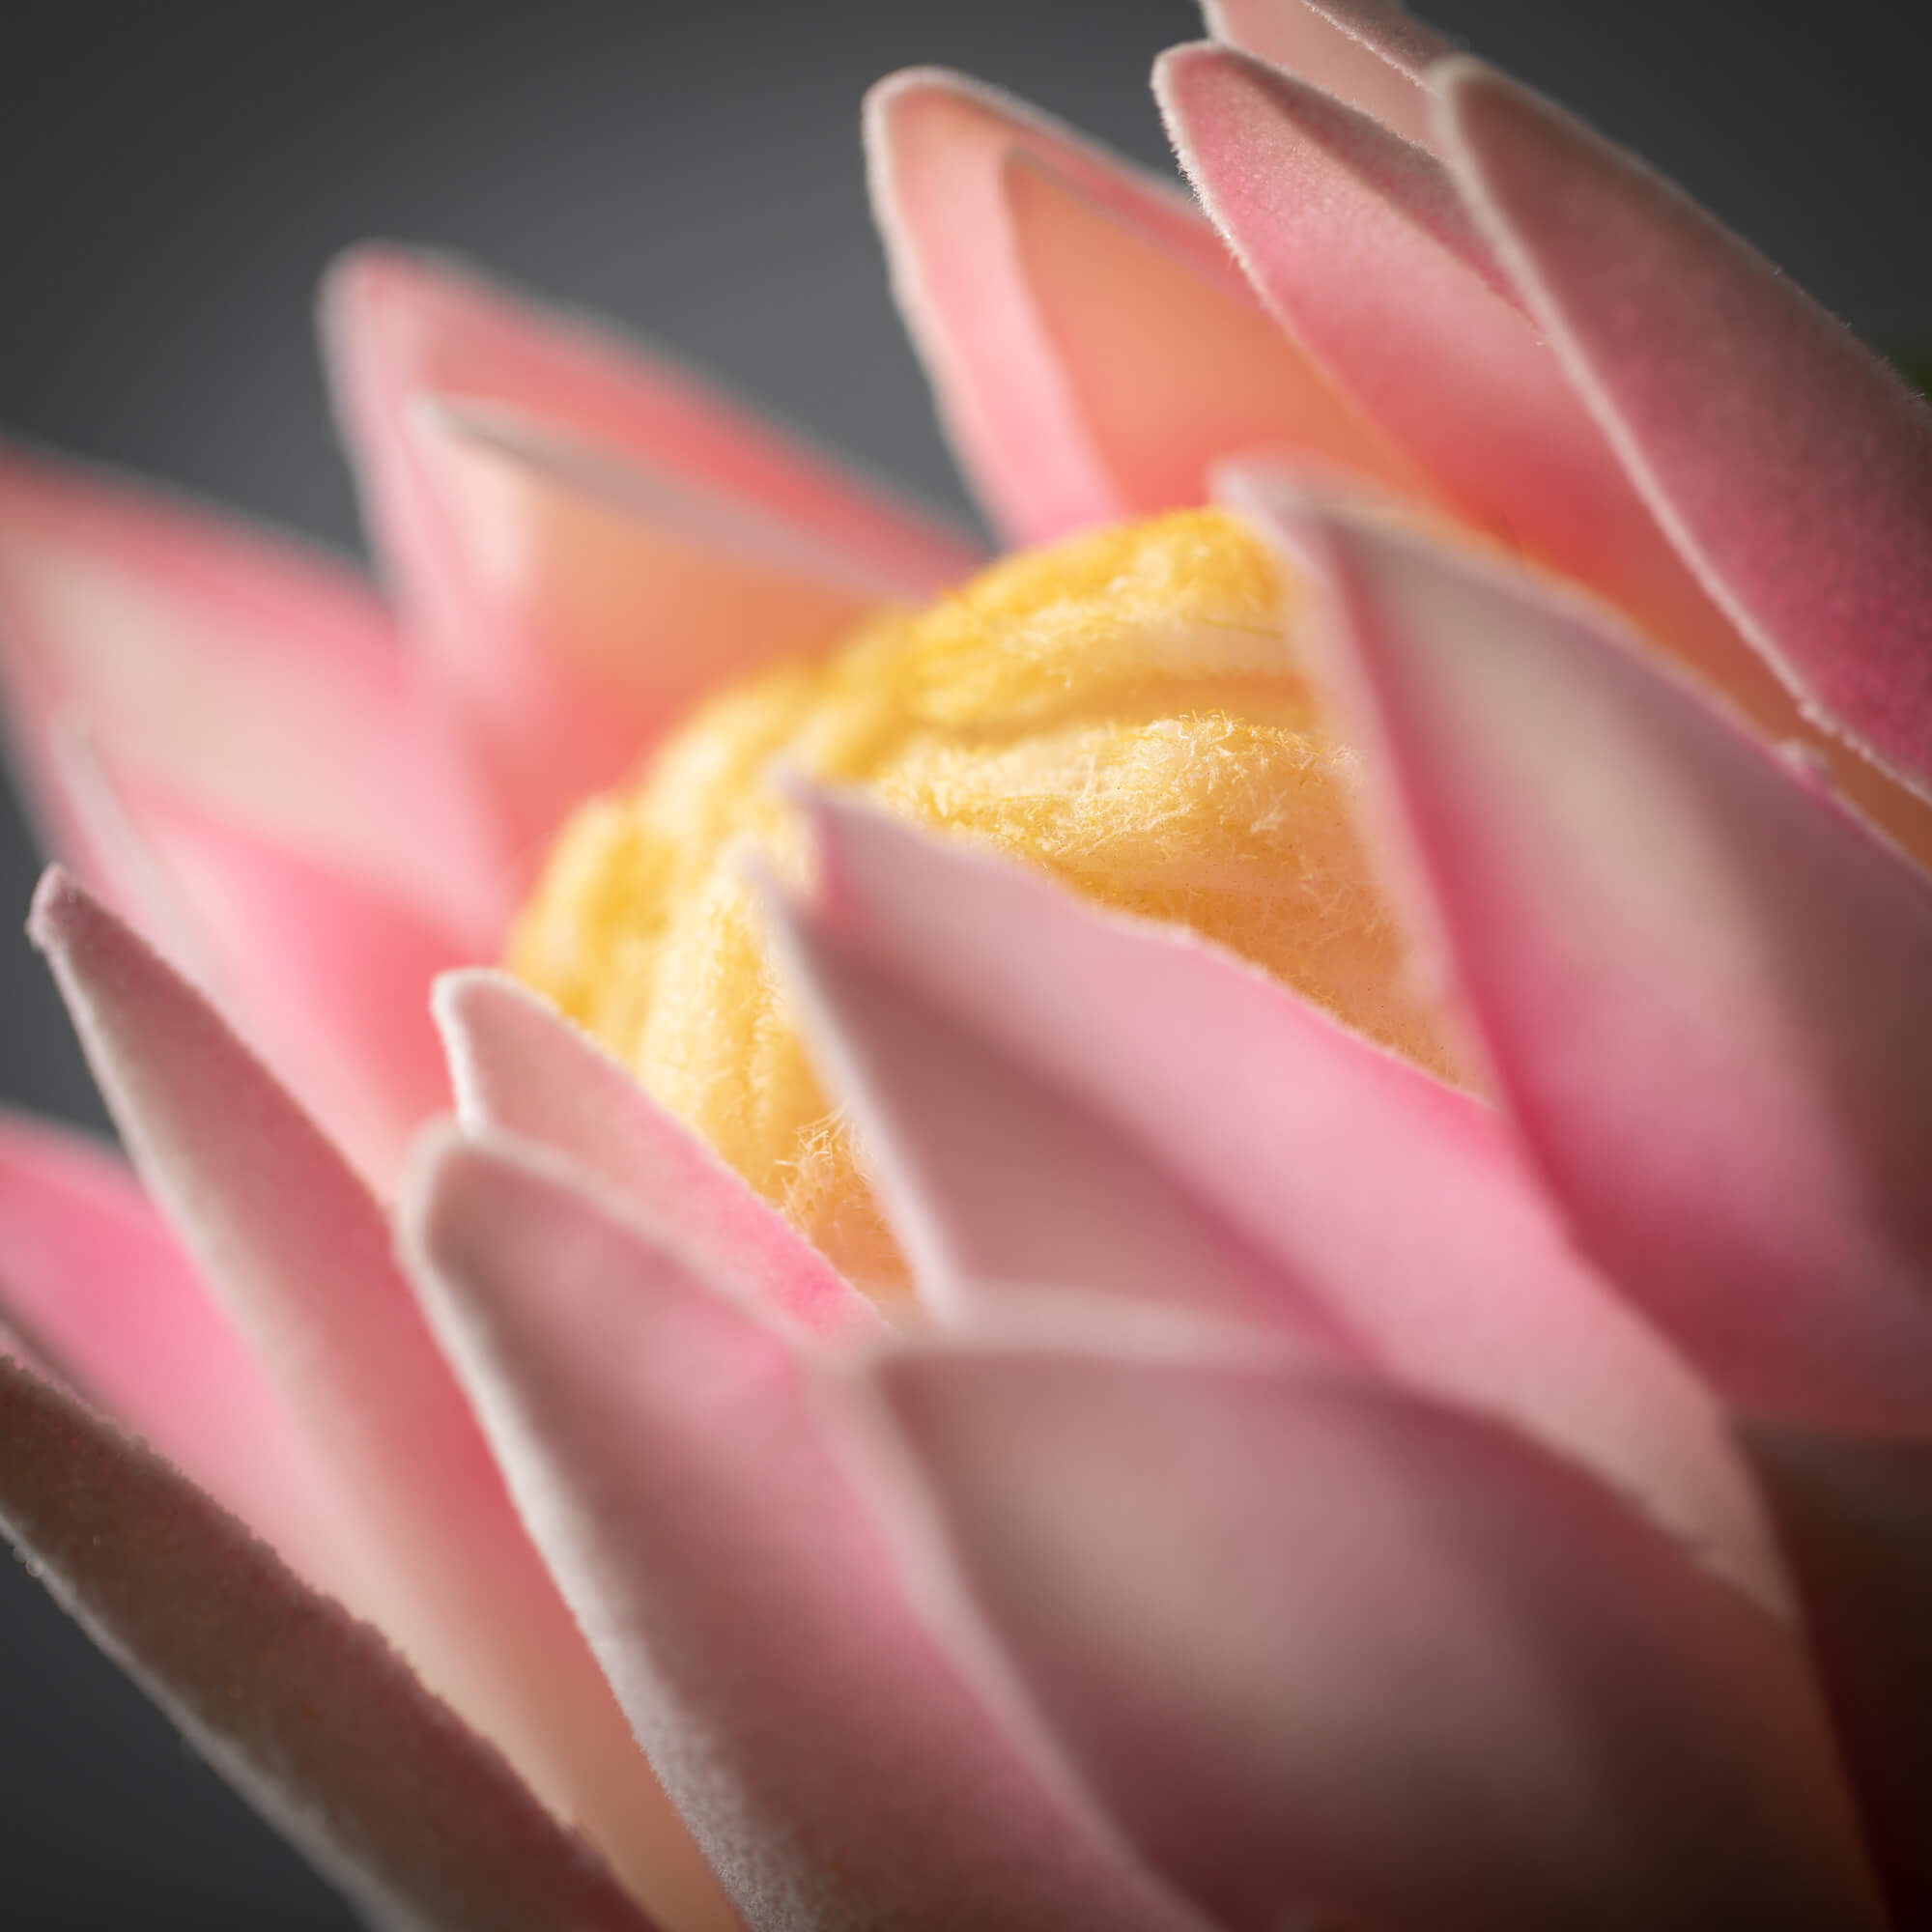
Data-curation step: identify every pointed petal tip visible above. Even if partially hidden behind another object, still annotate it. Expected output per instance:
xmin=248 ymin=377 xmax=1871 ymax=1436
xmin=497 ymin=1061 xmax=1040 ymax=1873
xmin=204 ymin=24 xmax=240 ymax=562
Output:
xmin=403 ymin=1133 xmax=1196 ymax=1932
xmin=1431 ymin=53 xmax=1932 ymax=807
xmin=1149 ymin=34 xmax=1234 ymax=94
xmin=1275 ymin=485 xmax=1932 ymax=1435
xmin=394 ymin=1112 xmax=481 ymax=1264
xmin=400 ymin=1117 xmax=731 ymax=1359
xmin=26 ymin=860 xmax=85 ymax=950
xmin=1212 ymin=453 xmax=1421 ymax=582
xmin=431 ymin=959 xmax=881 ymax=1339
xmin=428 ymin=961 xmax=515 ymax=1062
xmin=865 ymin=58 xmax=1416 ymax=540
xmin=1197 ymin=0 xmax=1450 ymax=151
xmin=399 ymin=1109 xmax=587 ymax=1269
xmin=862 ymin=61 xmax=977 ymax=128
xmin=317 ymin=238 xmax=455 ymax=343
xmin=1424 ymin=53 xmax=1525 ymax=159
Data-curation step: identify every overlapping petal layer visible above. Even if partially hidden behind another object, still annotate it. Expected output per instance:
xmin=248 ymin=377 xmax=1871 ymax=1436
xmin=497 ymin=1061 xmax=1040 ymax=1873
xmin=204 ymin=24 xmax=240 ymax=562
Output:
xmin=28 ymin=871 xmax=727 ymax=1930
xmin=866 ymin=69 xmax=1420 ymax=545
xmin=0 ymin=1114 xmax=340 ymax=1582
xmin=1160 ymin=48 xmax=1932 ymax=862
xmin=325 ymin=248 xmax=980 ymax=865
xmin=434 ymin=969 xmax=876 ymax=1339
xmin=0 ymin=1357 xmax=658 ymax=1932
xmin=404 ymin=1130 xmax=1204 ymax=1932
xmin=1251 ymin=488 xmax=1932 ymax=1438
xmin=1440 ymin=62 xmax=1932 ymax=801
xmin=0 ymin=444 xmax=499 ymax=938
xmin=774 ymin=787 xmax=1778 ymax=1599
xmin=1 ymin=9 xmax=1928 ymax=1930
xmin=877 ymin=1343 xmax=1881 ymax=1932
xmin=0 ymin=450 xmax=500 ymax=1176
xmin=1203 ymin=0 xmax=1449 ymax=149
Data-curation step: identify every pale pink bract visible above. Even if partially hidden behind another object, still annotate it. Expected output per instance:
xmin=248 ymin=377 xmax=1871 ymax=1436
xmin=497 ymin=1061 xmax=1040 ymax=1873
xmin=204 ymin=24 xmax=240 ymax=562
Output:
xmin=1 ymin=5 xmax=1929 ymax=1929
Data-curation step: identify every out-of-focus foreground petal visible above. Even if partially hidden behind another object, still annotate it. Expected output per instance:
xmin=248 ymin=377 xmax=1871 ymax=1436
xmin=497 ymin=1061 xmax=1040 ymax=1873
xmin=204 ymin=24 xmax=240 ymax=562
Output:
xmin=877 ymin=1343 xmax=1882 ymax=1932
xmin=0 ymin=449 xmax=498 ymax=1179
xmin=1255 ymin=488 xmax=1932 ymax=1437
xmin=778 ymin=787 xmax=1778 ymax=1601
xmin=0 ymin=1356 xmax=659 ymax=1932
xmin=1745 ymin=1428 xmax=1932 ymax=1927
xmin=0 ymin=443 xmax=503 ymax=940
xmin=433 ymin=969 xmax=877 ymax=1339
xmin=28 ymin=869 xmax=729 ymax=1931
xmin=324 ymin=247 xmax=980 ymax=867
xmin=1158 ymin=46 xmax=1932 ymax=865
xmin=110 ymin=781 xmax=465 ymax=1186
xmin=1440 ymin=61 xmax=1932 ymax=806
xmin=0 ymin=1112 xmax=341 ymax=1585
xmin=865 ymin=70 xmax=1419 ymax=547
xmin=404 ymin=1129 xmax=1208 ymax=1932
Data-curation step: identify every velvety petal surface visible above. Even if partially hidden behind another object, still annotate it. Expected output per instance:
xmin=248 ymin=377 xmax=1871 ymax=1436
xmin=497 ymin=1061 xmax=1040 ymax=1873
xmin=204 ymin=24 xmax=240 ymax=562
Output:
xmin=1745 ymin=1426 xmax=1932 ymax=1926
xmin=28 ymin=870 xmax=728 ymax=1931
xmin=1201 ymin=0 xmax=1450 ymax=150
xmin=865 ymin=70 xmax=1418 ymax=546
xmin=1265 ymin=492 xmax=1932 ymax=1435
xmin=0 ymin=441 xmax=502 ymax=942
xmin=764 ymin=887 xmax=1348 ymax=1352
xmin=880 ymin=1344 xmax=1880 ymax=1932
xmin=1441 ymin=61 xmax=1932 ymax=804
xmin=433 ymin=969 xmax=875 ymax=1338
xmin=0 ymin=1112 xmax=341 ymax=1584
xmin=324 ymin=248 xmax=979 ymax=863
xmin=780 ymin=790 xmax=1777 ymax=1599
xmin=0 ymin=1357 xmax=658 ymax=1932
xmin=404 ymin=1130 xmax=1205 ymax=1932
xmin=1158 ymin=46 xmax=1932 ymax=862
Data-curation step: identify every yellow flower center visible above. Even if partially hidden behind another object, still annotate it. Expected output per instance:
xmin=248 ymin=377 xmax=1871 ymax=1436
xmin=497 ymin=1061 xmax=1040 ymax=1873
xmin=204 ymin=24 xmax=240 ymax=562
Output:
xmin=508 ymin=508 xmax=1442 ymax=1296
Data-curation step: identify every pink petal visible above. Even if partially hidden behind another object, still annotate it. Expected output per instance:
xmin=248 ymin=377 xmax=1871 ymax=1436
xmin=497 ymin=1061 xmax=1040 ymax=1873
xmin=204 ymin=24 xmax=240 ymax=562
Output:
xmin=120 ymin=781 xmax=462 ymax=1188
xmin=1745 ymin=1426 xmax=1932 ymax=1926
xmin=0 ymin=440 xmax=504 ymax=946
xmin=403 ymin=1130 xmax=1205 ymax=1932
xmin=0 ymin=1112 xmax=342 ymax=1586
xmin=865 ymin=70 xmax=1420 ymax=546
xmin=786 ymin=787 xmax=1778 ymax=1599
xmin=27 ymin=869 xmax=728 ymax=1930
xmin=1201 ymin=0 xmax=1450 ymax=150
xmin=35 ymin=719 xmax=203 ymax=967
xmin=1440 ymin=61 xmax=1932 ymax=806
xmin=763 ymin=879 xmax=1356 ymax=1351
xmin=1156 ymin=46 xmax=1932 ymax=862
xmin=1264 ymin=491 xmax=1932 ymax=1436
xmin=879 ymin=1343 xmax=1882 ymax=1931
xmin=323 ymin=247 xmax=980 ymax=862
xmin=432 ymin=969 xmax=877 ymax=1338
xmin=0 ymin=1357 xmax=659 ymax=1932
xmin=14 ymin=738 xmax=467 ymax=1193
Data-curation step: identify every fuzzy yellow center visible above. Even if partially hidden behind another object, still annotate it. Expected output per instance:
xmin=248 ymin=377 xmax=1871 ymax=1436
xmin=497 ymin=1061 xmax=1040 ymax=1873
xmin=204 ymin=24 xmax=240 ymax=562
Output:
xmin=508 ymin=508 xmax=1441 ymax=1296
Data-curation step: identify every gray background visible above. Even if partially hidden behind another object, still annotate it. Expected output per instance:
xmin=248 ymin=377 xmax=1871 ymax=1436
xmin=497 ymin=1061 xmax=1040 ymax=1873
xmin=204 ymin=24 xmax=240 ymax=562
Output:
xmin=1 ymin=1 xmax=1926 ymax=1920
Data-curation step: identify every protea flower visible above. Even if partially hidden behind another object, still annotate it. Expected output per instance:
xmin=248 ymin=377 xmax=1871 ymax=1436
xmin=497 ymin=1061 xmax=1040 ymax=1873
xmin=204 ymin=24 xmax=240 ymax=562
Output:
xmin=1 ymin=3 xmax=1927 ymax=1928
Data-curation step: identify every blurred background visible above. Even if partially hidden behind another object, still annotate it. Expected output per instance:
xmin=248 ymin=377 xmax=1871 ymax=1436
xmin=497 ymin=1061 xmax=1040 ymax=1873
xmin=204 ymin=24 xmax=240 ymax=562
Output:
xmin=1 ymin=0 xmax=1927 ymax=1919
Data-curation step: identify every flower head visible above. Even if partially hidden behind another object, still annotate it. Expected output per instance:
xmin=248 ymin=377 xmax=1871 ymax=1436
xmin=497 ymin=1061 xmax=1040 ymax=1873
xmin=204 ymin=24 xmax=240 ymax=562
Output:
xmin=1 ymin=5 xmax=1929 ymax=1930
